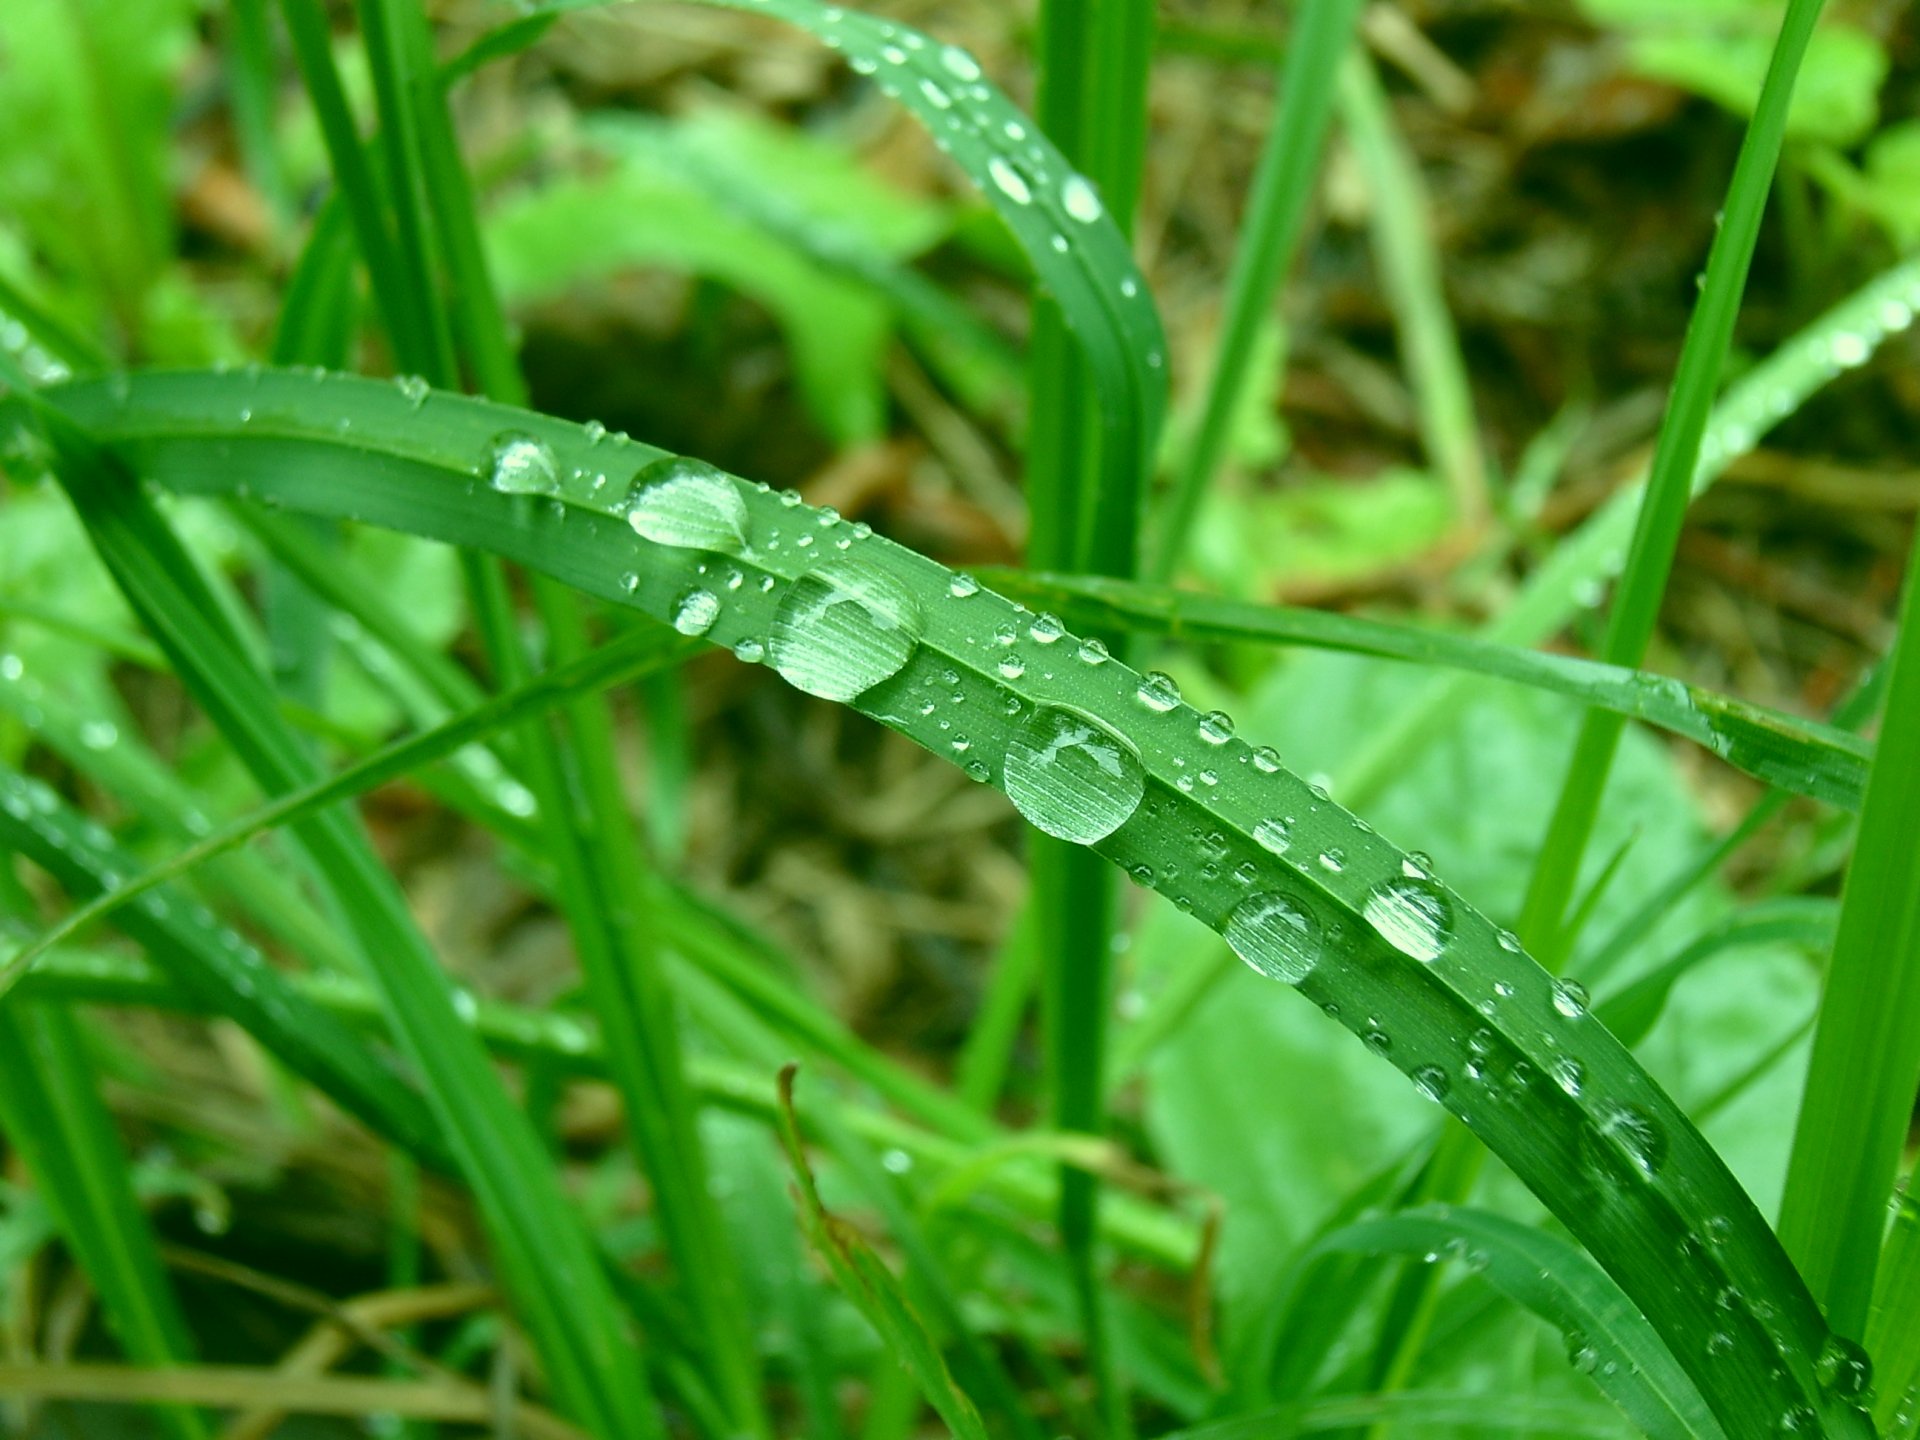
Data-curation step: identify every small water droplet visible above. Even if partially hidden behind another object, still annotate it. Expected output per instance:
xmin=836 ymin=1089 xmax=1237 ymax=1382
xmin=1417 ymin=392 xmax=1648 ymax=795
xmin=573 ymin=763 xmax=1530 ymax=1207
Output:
xmin=394 ymin=374 xmax=430 ymax=408
xmin=1363 ymin=1026 xmax=1392 ymax=1056
xmin=1076 ymin=637 xmax=1109 ymax=665
xmin=1776 ymin=1405 xmax=1819 ymax=1435
xmin=1589 ymin=1102 xmax=1667 ymax=1179
xmin=1224 ymin=891 xmax=1321 ymax=984
xmin=734 ymin=638 xmax=764 ymax=663
xmin=940 ymin=44 xmax=982 ymax=81
xmin=1136 ymin=671 xmax=1181 ymax=711
xmin=919 ymin=77 xmax=951 ymax=109
xmin=949 ymin=572 xmax=979 ymax=598
xmin=1253 ymin=817 xmax=1291 ymax=854
xmin=672 ymin=588 xmax=720 ymax=636
xmin=1815 ymin=1334 xmax=1872 ymax=1400
xmin=1029 ymin=612 xmax=1066 ymax=644
xmin=768 ymin=562 xmax=923 ymax=700
xmin=998 ymin=656 xmax=1026 ymax=680
xmin=1411 ymin=1065 xmax=1450 ymax=1102
xmin=1004 ymin=706 xmax=1145 ymax=844
xmin=624 ymin=456 xmax=748 ymax=553
xmin=1831 ymin=332 xmax=1870 ymax=368
xmin=1551 ymin=1056 xmax=1585 ymax=1097
xmin=488 ymin=431 xmax=560 ymax=495
xmin=1401 ymin=850 xmax=1434 ymax=878
xmin=1318 ymin=849 xmax=1345 ymax=873
xmin=1197 ymin=710 xmax=1233 ymax=744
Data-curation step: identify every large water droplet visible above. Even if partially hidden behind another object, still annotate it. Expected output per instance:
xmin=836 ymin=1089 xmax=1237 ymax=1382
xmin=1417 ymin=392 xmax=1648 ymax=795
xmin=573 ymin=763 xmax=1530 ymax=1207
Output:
xmin=489 ymin=432 xmax=560 ymax=495
xmin=769 ymin=562 xmax=923 ymax=701
xmin=1061 ymin=174 xmax=1103 ymax=223
xmin=1004 ymin=706 xmax=1145 ymax=844
xmin=1815 ymin=1334 xmax=1872 ymax=1400
xmin=1364 ymin=877 xmax=1454 ymax=962
xmin=672 ymin=588 xmax=720 ymax=636
xmin=1224 ymin=891 xmax=1322 ymax=984
xmin=624 ymin=456 xmax=748 ymax=553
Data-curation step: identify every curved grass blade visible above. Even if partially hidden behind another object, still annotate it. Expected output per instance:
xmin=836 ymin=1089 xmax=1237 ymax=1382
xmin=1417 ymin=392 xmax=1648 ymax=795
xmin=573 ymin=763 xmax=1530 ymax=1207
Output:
xmin=1311 ymin=1205 xmax=1724 ymax=1440
xmin=19 ymin=406 xmax=664 ymax=1440
xmin=1160 ymin=1391 xmax=1633 ymax=1439
xmin=13 ymin=365 xmax=1877 ymax=1439
xmin=0 ymin=999 xmax=210 ymax=1440
xmin=989 ymin=569 xmax=1872 ymax=809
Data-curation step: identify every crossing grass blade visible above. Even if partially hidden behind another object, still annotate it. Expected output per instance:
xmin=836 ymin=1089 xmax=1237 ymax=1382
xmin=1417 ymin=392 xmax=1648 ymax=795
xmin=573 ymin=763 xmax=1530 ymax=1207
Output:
xmin=1149 ymin=0 xmax=1363 ymax=579
xmin=11 ymin=365 xmax=1878 ymax=1440
xmin=1777 ymin=512 xmax=1920 ymax=1341
xmin=0 ymin=998 xmax=210 ymax=1440
xmin=987 ymin=569 xmax=1873 ymax=809
xmin=1867 ymin=1193 xmax=1920 ymax=1436
xmin=1310 ymin=1205 xmax=1725 ymax=1440
xmin=1335 ymin=249 xmax=1920 ymax=811
xmin=18 ymin=404 xmax=665 ymax=1440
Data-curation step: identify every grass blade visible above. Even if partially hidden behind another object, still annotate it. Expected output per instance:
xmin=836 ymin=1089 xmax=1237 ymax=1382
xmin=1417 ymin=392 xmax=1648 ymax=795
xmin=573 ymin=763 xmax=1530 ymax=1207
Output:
xmin=1867 ymin=1193 xmax=1920 ymax=1436
xmin=1149 ymin=0 xmax=1364 ymax=579
xmin=988 ymin=569 xmax=1872 ymax=809
xmin=0 ymin=999 xmax=209 ymax=1440
xmin=1777 ymin=513 xmax=1920 ymax=1341
xmin=16 ymin=364 xmax=1878 ymax=1438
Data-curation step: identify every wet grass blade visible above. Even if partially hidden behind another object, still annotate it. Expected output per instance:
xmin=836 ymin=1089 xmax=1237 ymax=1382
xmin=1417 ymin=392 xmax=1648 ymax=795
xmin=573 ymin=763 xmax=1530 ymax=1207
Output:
xmin=1777 ymin=515 xmax=1920 ymax=1342
xmin=0 ymin=999 xmax=209 ymax=1440
xmin=988 ymin=569 xmax=1872 ymax=809
xmin=1150 ymin=0 xmax=1365 ymax=579
xmin=1867 ymin=1194 xmax=1920 ymax=1436
xmin=15 ymin=365 xmax=1878 ymax=1439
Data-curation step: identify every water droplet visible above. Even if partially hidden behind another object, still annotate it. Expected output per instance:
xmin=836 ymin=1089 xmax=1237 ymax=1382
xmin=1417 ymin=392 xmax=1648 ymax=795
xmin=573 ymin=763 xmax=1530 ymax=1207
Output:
xmin=949 ymin=572 xmax=979 ymax=598
xmin=919 ymin=77 xmax=950 ymax=109
xmin=1567 ymin=1333 xmax=1599 ymax=1374
xmin=940 ymin=44 xmax=982 ymax=81
xmin=1496 ymin=928 xmax=1522 ymax=953
xmin=1815 ymin=1334 xmax=1872 ymax=1400
xmin=395 ymin=374 xmax=429 ymax=408
xmin=1224 ymin=891 xmax=1322 ymax=984
xmin=1363 ymin=1026 xmax=1392 ymax=1055
xmin=1551 ymin=1056 xmax=1585 ymax=1096
xmin=1061 ymin=174 xmax=1102 ymax=223
xmin=1136 ymin=671 xmax=1181 ymax=711
xmin=1831 ymin=332 xmax=1870 ymax=368
xmin=997 ymin=656 xmax=1026 ymax=680
xmin=1590 ymin=1102 xmax=1667 ymax=1178
xmin=1004 ymin=706 xmax=1145 ymax=844
xmin=1076 ymin=637 xmax=1109 ymax=665
xmin=1411 ymin=1065 xmax=1450 ymax=1102
xmin=672 ymin=588 xmax=720 ymax=636
xmin=624 ymin=456 xmax=748 ymax=553
xmin=1253 ymin=817 xmax=1291 ymax=854
xmin=1776 ymin=1405 xmax=1819 ymax=1435
xmin=1197 ymin=710 xmax=1233 ymax=744
xmin=769 ymin=563 xmax=923 ymax=701
xmin=1029 ymin=612 xmax=1065 ymax=644
xmin=1401 ymin=850 xmax=1434 ymax=879
xmin=1364 ymin=878 xmax=1453 ymax=962
xmin=79 ymin=719 xmax=118 ymax=750
xmin=1250 ymin=745 xmax=1281 ymax=773
xmin=1318 ymin=849 xmax=1345 ymax=873
xmin=988 ymin=156 xmax=1032 ymax=205
xmin=1551 ymin=979 xmax=1590 ymax=1019
xmin=734 ymin=638 xmax=764 ymax=663
xmin=489 ymin=432 xmax=560 ymax=495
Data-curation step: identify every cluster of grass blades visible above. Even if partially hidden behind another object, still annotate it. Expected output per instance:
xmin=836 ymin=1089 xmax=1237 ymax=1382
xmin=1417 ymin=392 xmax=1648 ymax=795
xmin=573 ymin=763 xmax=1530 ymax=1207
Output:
xmin=0 ymin=0 xmax=1915 ymax=1438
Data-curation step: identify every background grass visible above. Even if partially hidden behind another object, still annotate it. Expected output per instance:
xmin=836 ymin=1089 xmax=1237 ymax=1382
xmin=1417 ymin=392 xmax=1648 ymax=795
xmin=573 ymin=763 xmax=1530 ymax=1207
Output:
xmin=1 ymin=1 xmax=1917 ymax=1438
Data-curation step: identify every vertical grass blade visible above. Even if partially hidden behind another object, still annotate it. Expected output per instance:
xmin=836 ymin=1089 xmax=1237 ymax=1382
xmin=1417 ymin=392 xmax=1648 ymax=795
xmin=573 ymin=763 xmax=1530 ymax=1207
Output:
xmin=1514 ymin=0 xmax=1827 ymax=960
xmin=1867 ymin=1194 xmax=1920 ymax=1436
xmin=1150 ymin=0 xmax=1366 ymax=580
xmin=1777 ymin=516 xmax=1920 ymax=1340
xmin=0 ymin=998 xmax=209 ymax=1440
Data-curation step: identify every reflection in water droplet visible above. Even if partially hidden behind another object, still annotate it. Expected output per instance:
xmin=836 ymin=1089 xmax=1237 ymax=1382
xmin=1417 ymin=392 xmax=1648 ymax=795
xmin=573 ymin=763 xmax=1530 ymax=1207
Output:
xmin=1364 ymin=878 xmax=1454 ymax=963
xmin=1224 ymin=891 xmax=1321 ymax=984
xmin=489 ymin=432 xmax=560 ymax=495
xmin=1136 ymin=671 xmax=1181 ymax=711
xmin=769 ymin=563 xmax=923 ymax=701
xmin=624 ymin=456 xmax=749 ymax=553
xmin=672 ymin=588 xmax=720 ymax=636
xmin=1004 ymin=706 xmax=1145 ymax=844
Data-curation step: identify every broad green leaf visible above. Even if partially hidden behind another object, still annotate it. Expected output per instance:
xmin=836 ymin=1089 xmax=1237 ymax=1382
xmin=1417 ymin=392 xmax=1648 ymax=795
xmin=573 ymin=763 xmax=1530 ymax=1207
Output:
xmin=7 ymin=365 xmax=1871 ymax=1438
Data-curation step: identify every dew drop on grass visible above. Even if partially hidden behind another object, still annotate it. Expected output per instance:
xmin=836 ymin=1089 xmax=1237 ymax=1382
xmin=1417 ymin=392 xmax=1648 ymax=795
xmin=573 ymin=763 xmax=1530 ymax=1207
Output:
xmin=1250 ymin=745 xmax=1281 ymax=773
xmin=1362 ymin=878 xmax=1453 ymax=962
xmin=1224 ymin=891 xmax=1321 ymax=984
xmin=1136 ymin=671 xmax=1181 ymax=711
xmin=1815 ymin=1334 xmax=1873 ymax=1400
xmin=1004 ymin=705 xmax=1144 ymax=844
xmin=1551 ymin=978 xmax=1590 ymax=1018
xmin=940 ymin=44 xmax=982 ymax=80
xmin=672 ymin=588 xmax=720 ymax=636
xmin=1776 ymin=1405 xmax=1820 ymax=1435
xmin=1029 ymin=612 xmax=1065 ymax=644
xmin=1411 ymin=1065 xmax=1450 ymax=1103
xmin=769 ymin=562 xmax=923 ymax=701
xmin=1197 ymin=710 xmax=1233 ymax=744
xmin=989 ymin=156 xmax=1032 ymax=205
xmin=1076 ymin=637 xmax=1109 ymax=665
xmin=1551 ymin=1056 xmax=1585 ymax=1097
xmin=489 ymin=432 xmax=560 ymax=495
xmin=1586 ymin=1102 xmax=1667 ymax=1179
xmin=624 ymin=456 xmax=749 ymax=553
xmin=1253 ymin=817 xmax=1291 ymax=854
xmin=1061 ymin=174 xmax=1102 ymax=223
xmin=394 ymin=374 xmax=429 ymax=408
xmin=949 ymin=572 xmax=979 ymax=598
